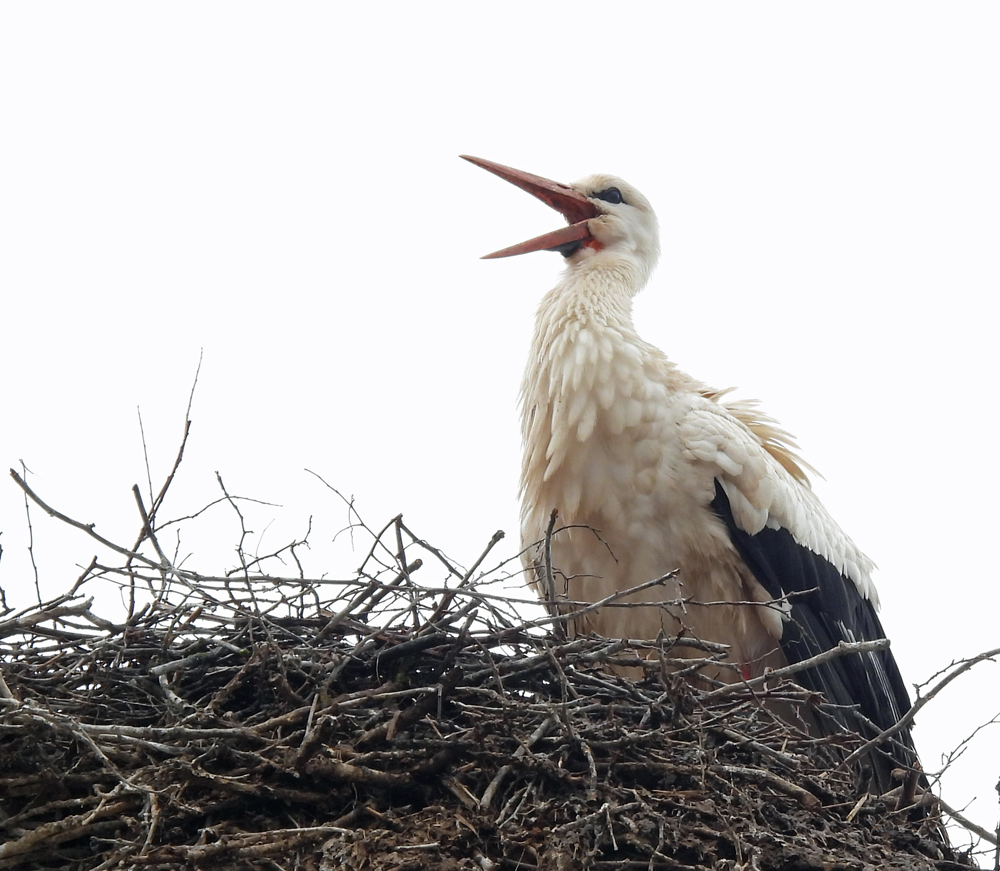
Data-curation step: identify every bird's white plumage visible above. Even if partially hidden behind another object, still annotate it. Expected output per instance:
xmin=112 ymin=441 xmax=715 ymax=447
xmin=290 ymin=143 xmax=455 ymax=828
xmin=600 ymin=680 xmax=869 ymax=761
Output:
xmin=678 ymin=404 xmax=878 ymax=605
xmin=466 ymin=153 xmax=917 ymax=789
xmin=516 ymin=172 xmax=878 ymax=676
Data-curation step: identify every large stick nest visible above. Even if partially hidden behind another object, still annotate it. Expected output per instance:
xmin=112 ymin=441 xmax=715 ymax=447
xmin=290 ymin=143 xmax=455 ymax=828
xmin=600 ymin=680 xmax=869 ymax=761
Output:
xmin=0 ymin=463 xmax=978 ymax=870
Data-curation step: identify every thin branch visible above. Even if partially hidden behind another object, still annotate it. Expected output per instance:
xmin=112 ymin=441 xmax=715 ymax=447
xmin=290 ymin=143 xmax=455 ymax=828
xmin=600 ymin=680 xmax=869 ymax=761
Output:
xmin=936 ymin=794 xmax=999 ymax=848
xmin=18 ymin=460 xmax=42 ymax=603
xmin=9 ymin=468 xmax=160 ymax=569
xmin=842 ymin=646 xmax=1000 ymax=767
xmin=701 ymin=639 xmax=892 ymax=701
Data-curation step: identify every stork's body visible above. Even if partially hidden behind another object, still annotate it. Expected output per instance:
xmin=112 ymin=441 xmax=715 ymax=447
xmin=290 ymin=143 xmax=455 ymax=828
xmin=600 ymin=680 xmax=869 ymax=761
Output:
xmin=464 ymin=155 xmax=919 ymax=790
xmin=522 ymin=281 xmax=795 ymax=670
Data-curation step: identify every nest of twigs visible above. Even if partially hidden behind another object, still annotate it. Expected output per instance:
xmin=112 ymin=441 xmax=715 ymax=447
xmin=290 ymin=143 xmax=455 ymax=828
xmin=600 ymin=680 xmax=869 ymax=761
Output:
xmin=0 ymin=460 xmax=978 ymax=870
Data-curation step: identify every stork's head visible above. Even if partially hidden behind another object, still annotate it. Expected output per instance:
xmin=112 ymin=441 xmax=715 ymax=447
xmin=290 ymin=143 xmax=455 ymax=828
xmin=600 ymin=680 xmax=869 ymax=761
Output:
xmin=462 ymin=155 xmax=660 ymax=291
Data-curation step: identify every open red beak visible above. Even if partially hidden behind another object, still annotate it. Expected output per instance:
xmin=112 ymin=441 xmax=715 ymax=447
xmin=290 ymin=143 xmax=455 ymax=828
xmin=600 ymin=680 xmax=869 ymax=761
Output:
xmin=461 ymin=155 xmax=598 ymax=259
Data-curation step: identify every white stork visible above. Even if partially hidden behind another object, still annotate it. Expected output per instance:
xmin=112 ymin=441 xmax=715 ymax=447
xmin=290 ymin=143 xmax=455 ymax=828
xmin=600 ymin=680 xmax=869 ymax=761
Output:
xmin=463 ymin=155 xmax=919 ymax=790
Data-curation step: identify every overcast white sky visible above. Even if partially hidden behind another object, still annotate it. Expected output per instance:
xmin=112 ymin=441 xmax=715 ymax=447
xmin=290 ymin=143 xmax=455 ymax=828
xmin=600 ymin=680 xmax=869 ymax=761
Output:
xmin=2 ymin=3 xmax=998 ymax=854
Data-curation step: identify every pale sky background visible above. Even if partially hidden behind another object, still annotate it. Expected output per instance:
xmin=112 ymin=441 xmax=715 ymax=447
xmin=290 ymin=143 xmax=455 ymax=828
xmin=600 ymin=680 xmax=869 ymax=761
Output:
xmin=2 ymin=3 xmax=998 ymax=857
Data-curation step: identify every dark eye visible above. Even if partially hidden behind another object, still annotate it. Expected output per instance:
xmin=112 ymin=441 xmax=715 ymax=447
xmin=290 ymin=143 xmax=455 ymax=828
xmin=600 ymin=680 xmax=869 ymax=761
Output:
xmin=594 ymin=187 xmax=624 ymax=205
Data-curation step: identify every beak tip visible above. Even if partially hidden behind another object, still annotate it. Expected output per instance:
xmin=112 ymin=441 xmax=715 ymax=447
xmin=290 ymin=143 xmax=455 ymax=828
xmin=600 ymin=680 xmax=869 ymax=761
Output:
xmin=463 ymin=155 xmax=598 ymax=259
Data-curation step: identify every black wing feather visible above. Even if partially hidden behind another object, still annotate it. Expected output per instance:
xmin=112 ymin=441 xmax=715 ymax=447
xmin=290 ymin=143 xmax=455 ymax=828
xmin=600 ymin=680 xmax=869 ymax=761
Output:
xmin=711 ymin=481 xmax=918 ymax=786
